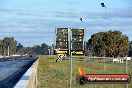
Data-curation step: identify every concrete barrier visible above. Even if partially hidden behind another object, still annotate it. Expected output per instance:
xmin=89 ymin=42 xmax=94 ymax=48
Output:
xmin=14 ymin=58 xmax=38 ymax=88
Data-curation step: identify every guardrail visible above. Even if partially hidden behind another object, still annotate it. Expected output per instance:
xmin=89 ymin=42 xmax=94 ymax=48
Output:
xmin=14 ymin=57 xmax=39 ymax=88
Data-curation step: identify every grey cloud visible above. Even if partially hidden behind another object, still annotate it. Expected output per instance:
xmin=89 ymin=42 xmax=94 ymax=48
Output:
xmin=0 ymin=8 xmax=47 ymax=18
xmin=0 ymin=8 xmax=18 ymax=12
xmin=0 ymin=17 xmax=132 ymax=33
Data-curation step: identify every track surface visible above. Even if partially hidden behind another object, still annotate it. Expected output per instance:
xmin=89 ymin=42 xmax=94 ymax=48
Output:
xmin=0 ymin=57 xmax=36 ymax=88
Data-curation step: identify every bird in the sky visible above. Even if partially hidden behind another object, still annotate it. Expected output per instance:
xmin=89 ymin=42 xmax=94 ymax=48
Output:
xmin=80 ymin=17 xmax=83 ymax=22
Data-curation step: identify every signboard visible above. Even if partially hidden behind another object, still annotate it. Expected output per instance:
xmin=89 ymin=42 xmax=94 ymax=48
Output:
xmin=72 ymin=50 xmax=84 ymax=55
xmin=54 ymin=28 xmax=85 ymax=56
xmin=76 ymin=74 xmax=131 ymax=84
xmin=54 ymin=28 xmax=69 ymax=55
xmin=71 ymin=28 xmax=85 ymax=55
xmin=54 ymin=50 xmax=68 ymax=54
xmin=55 ymin=28 xmax=68 ymax=50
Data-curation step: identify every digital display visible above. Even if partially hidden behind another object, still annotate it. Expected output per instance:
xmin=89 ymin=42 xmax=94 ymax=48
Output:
xmin=71 ymin=28 xmax=84 ymax=51
xmin=55 ymin=28 xmax=68 ymax=50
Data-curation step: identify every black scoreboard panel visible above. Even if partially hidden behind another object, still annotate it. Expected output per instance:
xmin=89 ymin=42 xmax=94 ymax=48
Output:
xmin=71 ymin=28 xmax=85 ymax=55
xmin=55 ymin=28 xmax=68 ymax=50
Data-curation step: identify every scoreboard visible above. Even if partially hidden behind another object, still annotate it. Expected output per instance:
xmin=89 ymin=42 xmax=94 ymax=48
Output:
xmin=71 ymin=28 xmax=85 ymax=55
xmin=55 ymin=28 xmax=68 ymax=49
xmin=54 ymin=28 xmax=85 ymax=55
xmin=54 ymin=28 xmax=69 ymax=55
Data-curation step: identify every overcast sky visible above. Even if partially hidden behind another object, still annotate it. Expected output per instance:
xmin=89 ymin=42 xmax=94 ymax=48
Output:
xmin=0 ymin=0 xmax=132 ymax=47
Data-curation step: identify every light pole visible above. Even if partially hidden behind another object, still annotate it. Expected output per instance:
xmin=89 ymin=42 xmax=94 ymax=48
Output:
xmin=48 ymin=49 xmax=50 ymax=56
xmin=101 ymin=3 xmax=106 ymax=12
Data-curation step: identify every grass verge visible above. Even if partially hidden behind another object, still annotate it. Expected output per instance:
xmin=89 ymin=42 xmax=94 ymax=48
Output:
xmin=37 ymin=55 xmax=132 ymax=88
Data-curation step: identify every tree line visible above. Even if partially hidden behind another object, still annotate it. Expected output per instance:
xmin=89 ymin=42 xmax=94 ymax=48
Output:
xmin=16 ymin=43 xmax=51 ymax=55
xmin=0 ymin=37 xmax=51 ymax=56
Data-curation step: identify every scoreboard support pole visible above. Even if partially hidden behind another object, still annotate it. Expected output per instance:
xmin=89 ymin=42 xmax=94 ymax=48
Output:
xmin=70 ymin=52 xmax=72 ymax=88
xmin=69 ymin=28 xmax=72 ymax=88
xmin=54 ymin=28 xmax=85 ymax=88
xmin=69 ymin=28 xmax=85 ymax=88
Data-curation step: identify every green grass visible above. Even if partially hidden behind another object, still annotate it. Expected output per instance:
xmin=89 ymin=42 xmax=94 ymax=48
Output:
xmin=37 ymin=55 xmax=132 ymax=88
